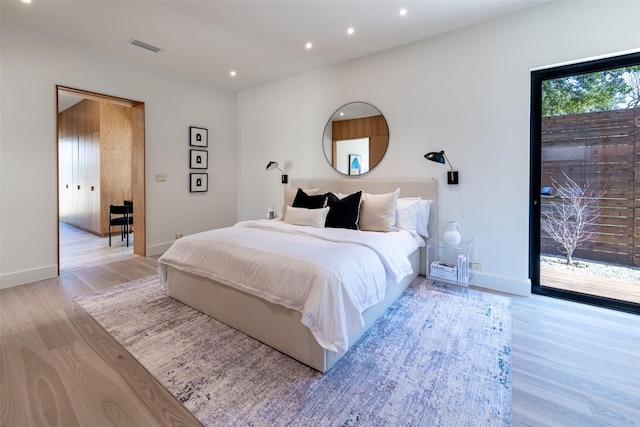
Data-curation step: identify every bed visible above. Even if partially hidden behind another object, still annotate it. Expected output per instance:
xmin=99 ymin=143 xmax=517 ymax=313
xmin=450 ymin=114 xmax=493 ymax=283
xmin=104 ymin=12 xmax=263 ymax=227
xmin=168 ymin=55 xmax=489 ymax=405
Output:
xmin=157 ymin=179 xmax=438 ymax=372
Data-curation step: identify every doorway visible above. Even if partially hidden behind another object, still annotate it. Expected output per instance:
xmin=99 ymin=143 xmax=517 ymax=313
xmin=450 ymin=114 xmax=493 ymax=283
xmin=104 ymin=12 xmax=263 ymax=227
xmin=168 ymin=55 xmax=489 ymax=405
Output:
xmin=56 ymin=86 xmax=146 ymax=273
xmin=530 ymin=52 xmax=640 ymax=314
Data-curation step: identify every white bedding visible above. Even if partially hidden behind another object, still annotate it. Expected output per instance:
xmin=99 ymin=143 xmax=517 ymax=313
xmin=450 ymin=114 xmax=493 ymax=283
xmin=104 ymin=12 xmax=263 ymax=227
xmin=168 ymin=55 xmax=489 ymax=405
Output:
xmin=157 ymin=219 xmax=421 ymax=352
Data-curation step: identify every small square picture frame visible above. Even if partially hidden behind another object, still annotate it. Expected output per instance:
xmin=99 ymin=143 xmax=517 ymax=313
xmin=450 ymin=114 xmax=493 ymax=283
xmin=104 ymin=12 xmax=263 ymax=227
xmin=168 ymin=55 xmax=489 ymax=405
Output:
xmin=349 ymin=154 xmax=362 ymax=176
xmin=190 ymin=126 xmax=208 ymax=147
xmin=190 ymin=173 xmax=208 ymax=192
xmin=190 ymin=149 xmax=208 ymax=169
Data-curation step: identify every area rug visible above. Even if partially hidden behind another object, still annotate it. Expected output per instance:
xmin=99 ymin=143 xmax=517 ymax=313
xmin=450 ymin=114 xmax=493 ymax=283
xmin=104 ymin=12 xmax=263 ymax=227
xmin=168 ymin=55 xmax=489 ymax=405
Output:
xmin=75 ymin=275 xmax=512 ymax=426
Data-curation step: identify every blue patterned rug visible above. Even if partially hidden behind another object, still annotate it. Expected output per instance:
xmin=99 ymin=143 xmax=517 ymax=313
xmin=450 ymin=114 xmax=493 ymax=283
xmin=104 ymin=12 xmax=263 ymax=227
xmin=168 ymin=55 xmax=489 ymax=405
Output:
xmin=76 ymin=275 xmax=512 ymax=426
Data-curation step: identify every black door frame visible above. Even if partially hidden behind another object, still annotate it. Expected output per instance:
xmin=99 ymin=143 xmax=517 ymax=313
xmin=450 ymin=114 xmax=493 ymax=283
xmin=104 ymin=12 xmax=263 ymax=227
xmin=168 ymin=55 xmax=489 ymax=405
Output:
xmin=530 ymin=51 xmax=640 ymax=315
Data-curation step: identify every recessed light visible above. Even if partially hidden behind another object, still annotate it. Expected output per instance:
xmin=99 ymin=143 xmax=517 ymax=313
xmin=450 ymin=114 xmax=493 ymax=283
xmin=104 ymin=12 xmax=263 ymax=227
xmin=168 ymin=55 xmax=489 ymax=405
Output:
xmin=230 ymin=70 xmax=237 ymax=77
xmin=21 ymin=0 xmax=32 ymax=3
xmin=347 ymin=27 xmax=355 ymax=35
xmin=305 ymin=42 xmax=313 ymax=50
xmin=399 ymin=8 xmax=407 ymax=16
xmin=340 ymin=112 xmax=345 ymax=117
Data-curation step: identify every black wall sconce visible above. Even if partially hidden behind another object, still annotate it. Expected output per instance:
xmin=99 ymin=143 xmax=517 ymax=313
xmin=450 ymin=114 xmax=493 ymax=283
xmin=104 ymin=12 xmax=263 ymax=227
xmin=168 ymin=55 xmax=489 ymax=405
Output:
xmin=424 ymin=150 xmax=459 ymax=185
xmin=266 ymin=161 xmax=288 ymax=184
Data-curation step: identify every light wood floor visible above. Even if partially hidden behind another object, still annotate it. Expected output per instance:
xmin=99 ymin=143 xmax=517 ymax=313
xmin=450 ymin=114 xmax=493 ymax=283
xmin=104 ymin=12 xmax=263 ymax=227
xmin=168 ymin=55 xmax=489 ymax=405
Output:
xmin=511 ymin=293 xmax=639 ymax=426
xmin=541 ymin=268 xmax=640 ymax=304
xmin=1 ymin=260 xmax=638 ymax=426
xmin=59 ymin=221 xmax=135 ymax=272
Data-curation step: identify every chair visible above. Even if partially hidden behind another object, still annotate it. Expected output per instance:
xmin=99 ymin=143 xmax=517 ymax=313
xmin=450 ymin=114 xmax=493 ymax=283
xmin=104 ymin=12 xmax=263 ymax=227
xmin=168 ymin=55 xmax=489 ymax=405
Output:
xmin=109 ymin=205 xmax=132 ymax=247
xmin=123 ymin=200 xmax=134 ymax=233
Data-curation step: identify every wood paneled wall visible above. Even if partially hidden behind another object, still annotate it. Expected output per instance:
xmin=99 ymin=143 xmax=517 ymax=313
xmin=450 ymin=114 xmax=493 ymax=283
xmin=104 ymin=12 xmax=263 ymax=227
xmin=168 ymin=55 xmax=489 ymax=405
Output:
xmin=58 ymin=100 xmax=133 ymax=236
xmin=99 ymin=102 xmax=133 ymax=235
xmin=58 ymin=100 xmax=101 ymax=233
xmin=540 ymin=107 xmax=640 ymax=266
xmin=331 ymin=115 xmax=389 ymax=169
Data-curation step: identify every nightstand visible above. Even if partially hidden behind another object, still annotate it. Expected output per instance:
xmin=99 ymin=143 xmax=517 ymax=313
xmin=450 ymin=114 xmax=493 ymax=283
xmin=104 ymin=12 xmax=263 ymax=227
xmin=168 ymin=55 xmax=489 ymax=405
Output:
xmin=426 ymin=238 xmax=474 ymax=298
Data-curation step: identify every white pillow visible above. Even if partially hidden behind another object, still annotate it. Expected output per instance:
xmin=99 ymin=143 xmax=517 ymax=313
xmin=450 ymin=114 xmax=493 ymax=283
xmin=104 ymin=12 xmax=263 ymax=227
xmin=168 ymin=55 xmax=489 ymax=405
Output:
xmin=396 ymin=197 xmax=421 ymax=234
xmin=282 ymin=187 xmax=320 ymax=220
xmin=416 ymin=199 xmax=433 ymax=237
xmin=283 ymin=206 xmax=329 ymax=228
xmin=359 ymin=189 xmax=400 ymax=232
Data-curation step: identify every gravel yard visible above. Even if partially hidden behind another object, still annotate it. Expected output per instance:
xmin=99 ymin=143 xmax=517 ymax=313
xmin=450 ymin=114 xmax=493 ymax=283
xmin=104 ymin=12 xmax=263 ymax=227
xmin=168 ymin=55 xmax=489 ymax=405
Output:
xmin=540 ymin=255 xmax=640 ymax=282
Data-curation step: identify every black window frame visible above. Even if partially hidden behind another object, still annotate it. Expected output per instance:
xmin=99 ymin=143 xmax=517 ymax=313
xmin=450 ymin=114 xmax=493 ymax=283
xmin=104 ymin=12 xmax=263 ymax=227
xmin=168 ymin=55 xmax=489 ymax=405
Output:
xmin=530 ymin=51 xmax=640 ymax=315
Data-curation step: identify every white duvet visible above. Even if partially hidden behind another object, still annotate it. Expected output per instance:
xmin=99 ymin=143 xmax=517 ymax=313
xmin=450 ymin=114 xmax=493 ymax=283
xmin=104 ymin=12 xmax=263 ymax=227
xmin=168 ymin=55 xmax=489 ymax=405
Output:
xmin=157 ymin=219 xmax=421 ymax=353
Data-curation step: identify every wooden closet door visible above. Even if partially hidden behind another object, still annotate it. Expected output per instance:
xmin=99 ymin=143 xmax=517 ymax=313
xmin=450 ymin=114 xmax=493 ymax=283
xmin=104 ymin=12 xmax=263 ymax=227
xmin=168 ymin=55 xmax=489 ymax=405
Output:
xmin=70 ymin=136 xmax=80 ymax=226
xmin=58 ymin=138 xmax=75 ymax=223
xmin=86 ymin=131 xmax=101 ymax=234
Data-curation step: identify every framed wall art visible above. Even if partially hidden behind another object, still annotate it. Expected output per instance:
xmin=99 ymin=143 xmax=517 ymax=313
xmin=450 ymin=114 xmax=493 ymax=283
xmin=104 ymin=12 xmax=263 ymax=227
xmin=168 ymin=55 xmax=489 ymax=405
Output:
xmin=349 ymin=154 xmax=362 ymax=176
xmin=190 ymin=173 xmax=208 ymax=192
xmin=190 ymin=149 xmax=208 ymax=169
xmin=190 ymin=126 xmax=208 ymax=147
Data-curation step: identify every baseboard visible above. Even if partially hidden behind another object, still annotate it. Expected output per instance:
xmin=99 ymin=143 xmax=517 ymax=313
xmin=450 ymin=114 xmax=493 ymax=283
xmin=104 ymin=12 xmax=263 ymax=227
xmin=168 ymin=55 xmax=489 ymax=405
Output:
xmin=146 ymin=241 xmax=174 ymax=257
xmin=0 ymin=265 xmax=58 ymax=289
xmin=471 ymin=272 xmax=531 ymax=296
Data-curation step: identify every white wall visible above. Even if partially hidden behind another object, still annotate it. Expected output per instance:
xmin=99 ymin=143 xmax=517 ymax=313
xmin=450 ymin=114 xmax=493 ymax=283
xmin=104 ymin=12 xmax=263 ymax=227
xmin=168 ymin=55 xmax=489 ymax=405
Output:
xmin=237 ymin=1 xmax=640 ymax=296
xmin=0 ymin=23 xmax=237 ymax=287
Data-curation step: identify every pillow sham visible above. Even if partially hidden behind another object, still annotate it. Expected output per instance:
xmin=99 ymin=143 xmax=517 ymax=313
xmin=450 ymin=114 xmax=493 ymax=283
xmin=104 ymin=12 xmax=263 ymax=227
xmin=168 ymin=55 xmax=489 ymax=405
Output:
xmin=325 ymin=191 xmax=362 ymax=230
xmin=416 ymin=199 xmax=433 ymax=237
xmin=292 ymin=188 xmax=327 ymax=209
xmin=359 ymin=188 xmax=400 ymax=232
xmin=396 ymin=197 xmax=421 ymax=234
xmin=282 ymin=187 xmax=320 ymax=220
xmin=284 ymin=206 xmax=330 ymax=228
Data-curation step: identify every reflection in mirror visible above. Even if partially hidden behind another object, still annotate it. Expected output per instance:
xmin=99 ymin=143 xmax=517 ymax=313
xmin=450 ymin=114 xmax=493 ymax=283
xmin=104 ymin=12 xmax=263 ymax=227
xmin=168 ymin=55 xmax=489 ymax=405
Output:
xmin=322 ymin=102 xmax=389 ymax=176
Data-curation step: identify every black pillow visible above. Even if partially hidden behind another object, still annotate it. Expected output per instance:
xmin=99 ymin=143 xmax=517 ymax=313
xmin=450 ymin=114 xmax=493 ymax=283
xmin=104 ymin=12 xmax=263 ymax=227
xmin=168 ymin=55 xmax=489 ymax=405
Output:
xmin=292 ymin=188 xmax=327 ymax=209
xmin=325 ymin=191 xmax=362 ymax=230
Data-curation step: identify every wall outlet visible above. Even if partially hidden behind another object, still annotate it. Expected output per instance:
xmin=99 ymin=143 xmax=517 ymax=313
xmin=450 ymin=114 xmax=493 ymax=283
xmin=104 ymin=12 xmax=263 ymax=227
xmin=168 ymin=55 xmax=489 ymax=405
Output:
xmin=156 ymin=173 xmax=167 ymax=182
xmin=469 ymin=262 xmax=482 ymax=270
xmin=175 ymin=234 xmax=183 ymax=239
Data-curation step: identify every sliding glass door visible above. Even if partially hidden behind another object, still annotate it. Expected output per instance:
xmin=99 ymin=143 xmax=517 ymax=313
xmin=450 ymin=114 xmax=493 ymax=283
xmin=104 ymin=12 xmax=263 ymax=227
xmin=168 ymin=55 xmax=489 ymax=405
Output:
xmin=530 ymin=52 xmax=640 ymax=314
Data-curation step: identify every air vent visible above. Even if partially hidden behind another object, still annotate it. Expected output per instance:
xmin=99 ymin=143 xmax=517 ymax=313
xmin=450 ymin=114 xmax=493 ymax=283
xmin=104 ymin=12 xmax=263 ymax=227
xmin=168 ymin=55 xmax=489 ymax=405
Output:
xmin=129 ymin=39 xmax=162 ymax=53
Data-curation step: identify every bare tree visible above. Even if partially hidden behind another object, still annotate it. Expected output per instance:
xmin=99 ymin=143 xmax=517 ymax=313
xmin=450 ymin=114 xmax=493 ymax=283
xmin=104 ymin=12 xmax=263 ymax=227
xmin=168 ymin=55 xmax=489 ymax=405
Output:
xmin=541 ymin=173 xmax=606 ymax=265
xmin=625 ymin=68 xmax=640 ymax=108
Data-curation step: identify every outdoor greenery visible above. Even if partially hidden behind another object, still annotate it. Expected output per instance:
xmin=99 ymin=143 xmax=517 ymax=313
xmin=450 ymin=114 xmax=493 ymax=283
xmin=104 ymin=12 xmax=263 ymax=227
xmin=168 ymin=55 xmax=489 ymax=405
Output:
xmin=542 ymin=66 xmax=640 ymax=116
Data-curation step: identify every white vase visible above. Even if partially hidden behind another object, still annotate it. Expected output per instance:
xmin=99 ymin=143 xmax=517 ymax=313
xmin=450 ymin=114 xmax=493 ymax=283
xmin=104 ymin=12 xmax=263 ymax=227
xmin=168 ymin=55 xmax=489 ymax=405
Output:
xmin=442 ymin=221 xmax=462 ymax=246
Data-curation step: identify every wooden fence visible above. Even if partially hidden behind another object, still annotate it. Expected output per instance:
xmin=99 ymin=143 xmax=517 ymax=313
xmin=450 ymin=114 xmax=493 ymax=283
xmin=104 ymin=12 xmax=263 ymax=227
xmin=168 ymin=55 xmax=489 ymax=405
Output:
xmin=540 ymin=107 xmax=640 ymax=267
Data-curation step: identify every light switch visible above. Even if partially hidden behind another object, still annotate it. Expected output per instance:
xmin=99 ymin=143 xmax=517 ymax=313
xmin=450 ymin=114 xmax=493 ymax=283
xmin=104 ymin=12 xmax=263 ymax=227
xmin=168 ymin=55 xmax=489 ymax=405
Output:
xmin=156 ymin=173 xmax=167 ymax=182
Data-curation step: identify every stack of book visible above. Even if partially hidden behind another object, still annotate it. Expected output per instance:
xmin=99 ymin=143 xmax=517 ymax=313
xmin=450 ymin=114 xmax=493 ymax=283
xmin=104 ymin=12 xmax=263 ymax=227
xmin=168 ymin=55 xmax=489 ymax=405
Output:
xmin=430 ymin=261 xmax=457 ymax=281
xmin=457 ymin=253 xmax=468 ymax=283
xmin=430 ymin=254 xmax=469 ymax=283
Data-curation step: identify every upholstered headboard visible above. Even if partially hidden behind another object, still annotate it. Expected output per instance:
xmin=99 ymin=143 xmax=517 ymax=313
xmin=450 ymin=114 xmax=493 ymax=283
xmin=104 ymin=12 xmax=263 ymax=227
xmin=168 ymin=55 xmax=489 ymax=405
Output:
xmin=291 ymin=179 xmax=438 ymax=275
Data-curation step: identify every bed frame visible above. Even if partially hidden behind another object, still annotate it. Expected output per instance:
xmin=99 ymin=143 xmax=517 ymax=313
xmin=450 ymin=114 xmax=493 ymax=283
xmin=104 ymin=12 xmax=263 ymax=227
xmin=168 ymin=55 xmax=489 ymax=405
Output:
xmin=166 ymin=179 xmax=438 ymax=372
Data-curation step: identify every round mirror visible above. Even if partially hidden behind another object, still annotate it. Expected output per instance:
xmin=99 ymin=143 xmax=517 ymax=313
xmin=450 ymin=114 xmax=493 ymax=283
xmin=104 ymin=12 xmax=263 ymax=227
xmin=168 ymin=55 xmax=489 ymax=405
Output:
xmin=322 ymin=102 xmax=389 ymax=176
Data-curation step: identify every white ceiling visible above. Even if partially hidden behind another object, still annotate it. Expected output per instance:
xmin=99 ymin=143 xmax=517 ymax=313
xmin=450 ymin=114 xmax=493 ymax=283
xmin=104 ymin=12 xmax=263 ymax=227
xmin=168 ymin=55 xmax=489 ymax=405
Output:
xmin=2 ymin=0 xmax=549 ymax=93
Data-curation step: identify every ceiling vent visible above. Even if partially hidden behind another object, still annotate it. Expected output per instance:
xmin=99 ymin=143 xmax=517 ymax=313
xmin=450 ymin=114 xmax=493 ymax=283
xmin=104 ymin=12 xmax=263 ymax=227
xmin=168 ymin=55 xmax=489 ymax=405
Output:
xmin=129 ymin=39 xmax=162 ymax=53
